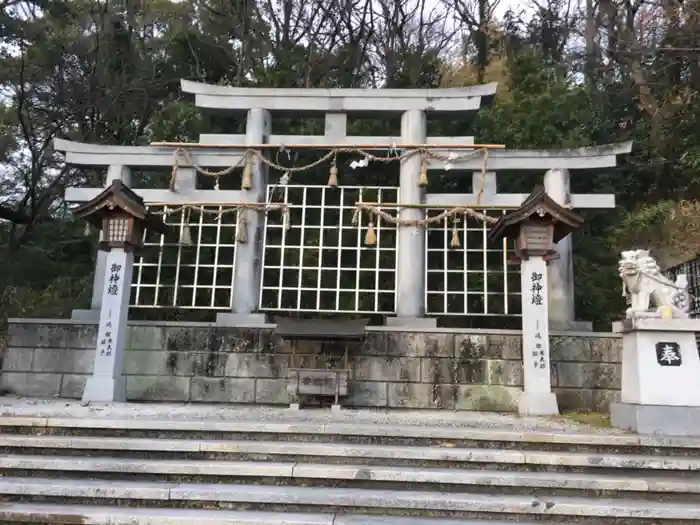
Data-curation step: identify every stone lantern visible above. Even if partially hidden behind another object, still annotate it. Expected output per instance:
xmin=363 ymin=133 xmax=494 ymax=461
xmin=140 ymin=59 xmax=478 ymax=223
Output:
xmin=74 ymin=180 xmax=167 ymax=251
xmin=488 ymin=185 xmax=583 ymax=416
xmin=73 ymin=180 xmax=167 ymax=403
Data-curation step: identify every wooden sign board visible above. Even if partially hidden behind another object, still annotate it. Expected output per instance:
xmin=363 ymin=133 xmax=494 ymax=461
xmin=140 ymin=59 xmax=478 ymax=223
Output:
xmin=287 ymin=368 xmax=349 ymax=396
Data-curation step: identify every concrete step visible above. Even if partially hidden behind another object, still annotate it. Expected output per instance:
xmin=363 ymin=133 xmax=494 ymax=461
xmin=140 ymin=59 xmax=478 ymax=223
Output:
xmin=3 ymin=416 xmax=699 ymax=455
xmin=0 ymin=503 xmax=570 ymax=525
xmin=2 ymin=477 xmax=700 ymax=522
xmin=2 ymin=435 xmax=699 ymax=473
xmin=2 ymin=454 xmax=698 ymax=498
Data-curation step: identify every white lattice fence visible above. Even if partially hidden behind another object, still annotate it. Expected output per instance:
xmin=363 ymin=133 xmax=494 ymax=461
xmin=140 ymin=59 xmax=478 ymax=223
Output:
xmin=128 ymin=191 xmax=521 ymax=318
xmin=130 ymin=205 xmax=240 ymax=310
xmin=424 ymin=208 xmax=521 ymax=317
xmin=259 ymin=185 xmax=398 ymax=314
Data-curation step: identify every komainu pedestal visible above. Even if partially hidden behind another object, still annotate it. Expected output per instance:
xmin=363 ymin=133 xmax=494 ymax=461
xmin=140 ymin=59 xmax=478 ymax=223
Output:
xmin=611 ymin=318 xmax=700 ymax=436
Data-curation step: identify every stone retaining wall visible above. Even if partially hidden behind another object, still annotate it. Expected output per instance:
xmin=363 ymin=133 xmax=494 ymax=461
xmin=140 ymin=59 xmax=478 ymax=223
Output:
xmin=1 ymin=320 xmax=621 ymax=412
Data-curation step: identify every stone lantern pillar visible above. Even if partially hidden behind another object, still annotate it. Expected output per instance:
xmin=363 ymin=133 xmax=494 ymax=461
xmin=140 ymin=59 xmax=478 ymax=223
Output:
xmin=488 ymin=185 xmax=584 ymax=416
xmin=73 ymin=180 xmax=167 ymax=403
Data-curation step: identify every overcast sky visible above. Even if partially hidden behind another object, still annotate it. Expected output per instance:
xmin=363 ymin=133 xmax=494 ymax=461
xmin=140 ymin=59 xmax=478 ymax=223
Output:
xmin=494 ymin=0 xmax=537 ymax=19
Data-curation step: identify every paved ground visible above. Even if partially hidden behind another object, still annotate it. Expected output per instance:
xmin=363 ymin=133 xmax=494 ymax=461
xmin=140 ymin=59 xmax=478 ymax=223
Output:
xmin=0 ymin=396 xmax=628 ymax=434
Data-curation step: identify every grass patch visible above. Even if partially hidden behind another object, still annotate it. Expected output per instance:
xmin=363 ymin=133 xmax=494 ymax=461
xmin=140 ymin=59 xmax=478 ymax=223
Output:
xmin=558 ymin=411 xmax=611 ymax=428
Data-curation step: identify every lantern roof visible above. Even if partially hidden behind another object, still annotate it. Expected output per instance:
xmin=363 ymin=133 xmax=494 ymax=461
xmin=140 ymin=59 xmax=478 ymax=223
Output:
xmin=72 ymin=180 xmax=167 ymax=235
xmin=487 ymin=185 xmax=584 ymax=244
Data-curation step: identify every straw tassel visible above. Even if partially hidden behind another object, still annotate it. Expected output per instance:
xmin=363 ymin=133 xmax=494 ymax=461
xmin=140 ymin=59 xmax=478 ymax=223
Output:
xmin=241 ymin=153 xmax=253 ymax=190
xmin=83 ymin=222 xmax=91 ymax=237
xmin=450 ymin=220 xmax=461 ymax=249
xmin=178 ymin=208 xmax=193 ymax=246
xmin=328 ymin=158 xmax=339 ymax=187
xmin=364 ymin=221 xmax=377 ymax=246
xmin=169 ymin=154 xmax=179 ymax=192
xmin=418 ymin=156 xmax=429 ymax=187
xmin=282 ymin=207 xmax=291 ymax=231
xmin=351 ymin=208 xmax=359 ymax=226
xmin=235 ymin=211 xmax=248 ymax=244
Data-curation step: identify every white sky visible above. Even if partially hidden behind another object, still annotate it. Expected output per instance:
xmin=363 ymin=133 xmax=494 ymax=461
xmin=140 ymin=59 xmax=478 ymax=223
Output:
xmin=494 ymin=0 xmax=537 ymax=19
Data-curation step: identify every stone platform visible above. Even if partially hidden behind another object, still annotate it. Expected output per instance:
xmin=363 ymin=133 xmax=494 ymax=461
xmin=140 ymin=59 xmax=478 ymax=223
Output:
xmin=1 ymin=319 xmax=622 ymax=412
xmin=612 ymin=402 xmax=700 ymax=437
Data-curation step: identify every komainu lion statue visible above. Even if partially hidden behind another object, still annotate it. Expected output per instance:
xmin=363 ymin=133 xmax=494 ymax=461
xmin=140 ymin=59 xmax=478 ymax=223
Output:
xmin=618 ymin=249 xmax=690 ymax=319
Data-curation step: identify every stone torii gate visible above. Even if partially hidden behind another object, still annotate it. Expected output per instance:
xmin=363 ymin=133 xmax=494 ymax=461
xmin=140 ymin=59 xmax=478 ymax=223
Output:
xmin=59 ymin=80 xmax=631 ymax=329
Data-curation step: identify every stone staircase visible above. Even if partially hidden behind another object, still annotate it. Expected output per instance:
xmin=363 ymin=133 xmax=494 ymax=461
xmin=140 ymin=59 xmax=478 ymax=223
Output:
xmin=0 ymin=401 xmax=700 ymax=524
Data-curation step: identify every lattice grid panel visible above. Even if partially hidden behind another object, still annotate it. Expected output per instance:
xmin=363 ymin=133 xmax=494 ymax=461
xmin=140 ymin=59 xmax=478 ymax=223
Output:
xmin=424 ymin=208 xmax=521 ymax=316
xmin=667 ymin=257 xmax=700 ymax=317
xmin=130 ymin=205 xmax=239 ymax=309
xmin=259 ymin=185 xmax=398 ymax=313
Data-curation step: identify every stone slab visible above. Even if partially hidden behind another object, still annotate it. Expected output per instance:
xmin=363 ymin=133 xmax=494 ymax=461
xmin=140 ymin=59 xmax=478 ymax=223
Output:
xmin=346 ymin=381 xmax=389 ymax=407
xmin=555 ymin=362 xmax=620 ymax=389
xmin=4 ymin=435 xmax=699 ymax=471
xmin=0 ymin=415 xmax=680 ymax=447
xmin=613 ymin=318 xmax=700 ymax=333
xmin=0 ymin=455 xmax=295 ymax=477
xmin=612 ymin=402 xmax=700 ymax=437
xmin=166 ymin=483 xmax=700 ymax=518
xmin=0 ymin=504 xmax=573 ymax=525
xmin=0 ymin=372 xmax=61 ymax=397
xmin=354 ymin=357 xmax=421 ymax=382
xmin=190 ymin=378 xmax=256 ymax=403
xmin=0 ymin=476 xmax=173 ymax=499
xmin=11 ymin=455 xmax=695 ymax=494
xmin=0 ymin=454 xmax=659 ymax=491
xmin=0 ymin=435 xmax=202 ymax=452
xmin=336 ymin=518 xmax=547 ymax=525
xmin=60 ymin=374 xmax=89 ymax=398
xmin=291 ymin=464 xmax=688 ymax=491
xmin=255 ymin=378 xmax=294 ymax=404
xmin=32 ymin=348 xmax=94 ymax=374
xmin=385 ymin=317 xmax=438 ymax=329
xmin=71 ymin=308 xmax=100 ymax=323
xmin=549 ymin=320 xmax=594 ymax=332
xmin=216 ymin=313 xmax=270 ymax=327
xmin=126 ymin=376 xmax=190 ymax=402
xmin=5 ymin=397 xmax=696 ymax=442
xmin=1 ymin=348 xmax=33 ymax=371
xmin=0 ymin=504 xmax=335 ymax=525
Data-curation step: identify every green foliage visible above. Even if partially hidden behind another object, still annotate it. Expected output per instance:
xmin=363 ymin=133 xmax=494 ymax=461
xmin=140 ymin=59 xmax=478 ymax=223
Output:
xmin=2 ymin=0 xmax=700 ymax=330
xmin=611 ymin=202 xmax=676 ymax=250
xmin=149 ymin=101 xmax=205 ymax=142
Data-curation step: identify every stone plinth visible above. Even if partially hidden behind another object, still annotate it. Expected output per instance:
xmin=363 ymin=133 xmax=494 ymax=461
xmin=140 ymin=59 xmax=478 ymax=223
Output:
xmin=611 ymin=318 xmax=700 ymax=436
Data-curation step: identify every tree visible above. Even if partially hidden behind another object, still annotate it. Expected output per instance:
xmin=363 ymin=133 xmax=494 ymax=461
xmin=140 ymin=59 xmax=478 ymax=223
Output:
xmin=0 ymin=0 xmax=187 ymax=249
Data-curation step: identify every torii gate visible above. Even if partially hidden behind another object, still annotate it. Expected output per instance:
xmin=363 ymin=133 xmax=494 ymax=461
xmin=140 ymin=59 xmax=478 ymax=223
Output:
xmin=59 ymin=80 xmax=631 ymax=329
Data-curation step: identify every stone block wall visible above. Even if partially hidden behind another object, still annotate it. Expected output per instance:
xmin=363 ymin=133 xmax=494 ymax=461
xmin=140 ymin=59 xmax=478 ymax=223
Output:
xmin=1 ymin=320 xmax=621 ymax=412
